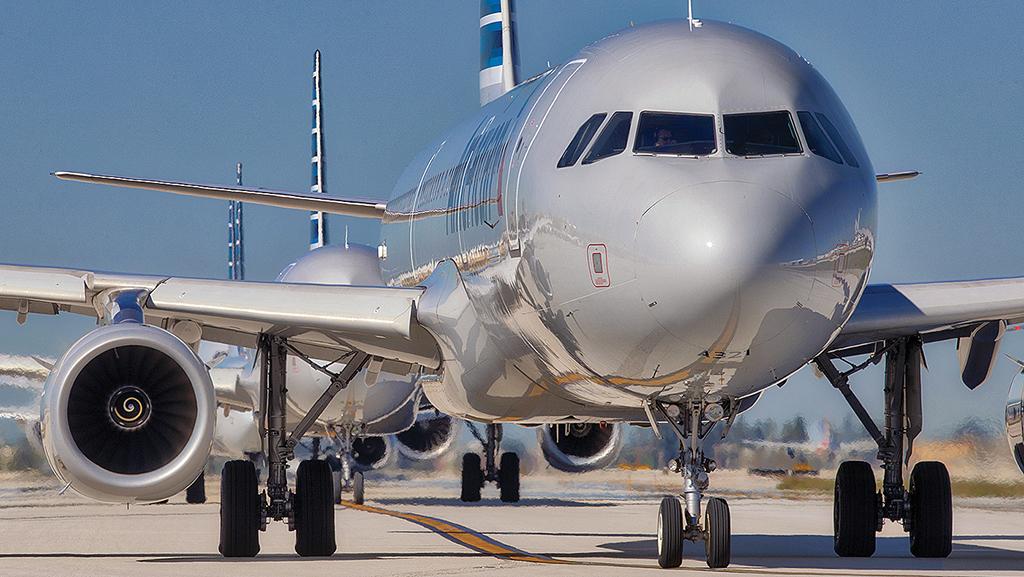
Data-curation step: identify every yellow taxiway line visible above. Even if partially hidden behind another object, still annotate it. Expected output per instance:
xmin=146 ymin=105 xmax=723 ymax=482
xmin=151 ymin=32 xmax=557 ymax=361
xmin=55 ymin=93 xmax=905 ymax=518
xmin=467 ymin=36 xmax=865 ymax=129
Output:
xmin=341 ymin=500 xmax=568 ymax=564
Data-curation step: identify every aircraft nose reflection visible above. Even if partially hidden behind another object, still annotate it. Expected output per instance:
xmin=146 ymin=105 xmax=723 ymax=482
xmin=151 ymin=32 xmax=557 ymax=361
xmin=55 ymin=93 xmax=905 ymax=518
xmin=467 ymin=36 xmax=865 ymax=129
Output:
xmin=634 ymin=181 xmax=817 ymax=355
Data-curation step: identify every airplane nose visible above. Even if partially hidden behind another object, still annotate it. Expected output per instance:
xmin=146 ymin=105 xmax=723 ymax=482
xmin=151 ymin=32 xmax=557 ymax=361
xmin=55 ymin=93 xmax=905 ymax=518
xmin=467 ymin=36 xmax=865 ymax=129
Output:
xmin=634 ymin=181 xmax=817 ymax=354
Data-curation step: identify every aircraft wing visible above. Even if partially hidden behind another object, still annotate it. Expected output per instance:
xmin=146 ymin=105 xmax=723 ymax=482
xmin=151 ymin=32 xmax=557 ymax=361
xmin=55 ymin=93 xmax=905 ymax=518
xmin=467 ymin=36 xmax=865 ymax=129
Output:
xmin=53 ymin=172 xmax=386 ymax=220
xmin=830 ymin=277 xmax=1024 ymax=353
xmin=0 ymin=264 xmax=440 ymax=370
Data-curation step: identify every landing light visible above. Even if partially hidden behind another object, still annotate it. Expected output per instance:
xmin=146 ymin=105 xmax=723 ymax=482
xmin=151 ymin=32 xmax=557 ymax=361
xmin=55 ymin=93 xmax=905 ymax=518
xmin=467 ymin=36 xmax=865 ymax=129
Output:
xmin=703 ymin=403 xmax=725 ymax=422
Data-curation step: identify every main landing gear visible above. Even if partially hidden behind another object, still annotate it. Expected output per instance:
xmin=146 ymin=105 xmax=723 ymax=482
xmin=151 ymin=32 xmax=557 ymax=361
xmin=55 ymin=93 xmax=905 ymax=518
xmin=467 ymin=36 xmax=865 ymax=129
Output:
xmin=650 ymin=398 xmax=732 ymax=569
xmin=461 ymin=423 xmax=520 ymax=503
xmin=815 ymin=336 xmax=953 ymax=559
xmin=219 ymin=335 xmax=370 ymax=557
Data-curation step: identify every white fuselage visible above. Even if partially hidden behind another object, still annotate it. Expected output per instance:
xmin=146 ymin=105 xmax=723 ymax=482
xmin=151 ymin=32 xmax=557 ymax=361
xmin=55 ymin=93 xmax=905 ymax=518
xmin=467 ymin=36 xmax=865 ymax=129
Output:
xmin=379 ymin=21 xmax=877 ymax=423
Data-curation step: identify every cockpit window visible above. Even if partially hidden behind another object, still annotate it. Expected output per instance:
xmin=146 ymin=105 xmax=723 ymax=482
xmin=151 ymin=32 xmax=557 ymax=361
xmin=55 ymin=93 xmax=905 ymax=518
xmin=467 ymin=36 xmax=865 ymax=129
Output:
xmin=582 ymin=111 xmax=632 ymax=164
xmin=634 ymin=112 xmax=716 ymax=156
xmin=814 ymin=113 xmax=860 ymax=168
xmin=724 ymin=111 xmax=802 ymax=156
xmin=558 ymin=113 xmax=606 ymax=168
xmin=797 ymin=111 xmax=843 ymax=164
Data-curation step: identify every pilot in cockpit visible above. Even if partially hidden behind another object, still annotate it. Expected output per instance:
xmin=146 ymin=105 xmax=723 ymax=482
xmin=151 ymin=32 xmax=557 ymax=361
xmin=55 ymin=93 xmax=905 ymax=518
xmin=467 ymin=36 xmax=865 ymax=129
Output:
xmin=654 ymin=127 xmax=677 ymax=148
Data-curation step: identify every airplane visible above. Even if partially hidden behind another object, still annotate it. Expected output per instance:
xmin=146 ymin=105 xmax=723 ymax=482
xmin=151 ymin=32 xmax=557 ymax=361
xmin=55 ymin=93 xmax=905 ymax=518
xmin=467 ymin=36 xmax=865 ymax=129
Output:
xmin=5 ymin=1 xmax=1024 ymax=569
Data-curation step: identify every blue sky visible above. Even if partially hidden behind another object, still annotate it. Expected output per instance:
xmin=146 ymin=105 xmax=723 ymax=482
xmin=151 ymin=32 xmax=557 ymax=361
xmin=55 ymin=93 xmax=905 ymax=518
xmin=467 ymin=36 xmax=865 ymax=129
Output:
xmin=2 ymin=2 xmax=1024 ymax=435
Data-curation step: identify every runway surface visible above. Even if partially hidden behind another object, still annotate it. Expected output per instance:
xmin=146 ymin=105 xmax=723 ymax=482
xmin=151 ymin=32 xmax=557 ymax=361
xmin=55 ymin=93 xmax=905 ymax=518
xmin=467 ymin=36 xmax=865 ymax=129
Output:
xmin=1 ymin=473 xmax=1023 ymax=576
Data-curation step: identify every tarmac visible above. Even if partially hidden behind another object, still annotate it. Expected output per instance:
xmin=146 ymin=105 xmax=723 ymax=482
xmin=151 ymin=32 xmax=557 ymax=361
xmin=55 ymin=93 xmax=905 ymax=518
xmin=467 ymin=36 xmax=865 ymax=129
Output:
xmin=1 ymin=471 xmax=1023 ymax=577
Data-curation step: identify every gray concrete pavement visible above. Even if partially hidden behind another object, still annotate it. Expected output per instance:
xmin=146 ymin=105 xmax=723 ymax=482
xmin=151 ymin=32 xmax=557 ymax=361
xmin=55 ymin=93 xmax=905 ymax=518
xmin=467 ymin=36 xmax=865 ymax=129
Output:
xmin=1 ymin=473 xmax=1023 ymax=576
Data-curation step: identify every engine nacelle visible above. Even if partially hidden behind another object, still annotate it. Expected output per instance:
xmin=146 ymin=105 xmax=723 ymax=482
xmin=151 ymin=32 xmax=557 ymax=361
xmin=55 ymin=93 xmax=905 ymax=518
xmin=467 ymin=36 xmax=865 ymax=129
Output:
xmin=40 ymin=324 xmax=215 ymax=503
xmin=394 ymin=412 xmax=458 ymax=461
xmin=538 ymin=423 xmax=622 ymax=472
xmin=1006 ymin=366 xmax=1024 ymax=474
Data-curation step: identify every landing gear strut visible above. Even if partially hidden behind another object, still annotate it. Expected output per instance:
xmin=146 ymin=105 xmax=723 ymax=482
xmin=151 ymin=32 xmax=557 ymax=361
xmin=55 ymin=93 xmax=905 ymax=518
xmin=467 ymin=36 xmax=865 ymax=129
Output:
xmin=219 ymin=335 xmax=369 ymax=557
xmin=650 ymin=398 xmax=731 ymax=569
xmin=815 ymin=336 xmax=952 ymax=559
xmin=461 ymin=423 xmax=519 ymax=502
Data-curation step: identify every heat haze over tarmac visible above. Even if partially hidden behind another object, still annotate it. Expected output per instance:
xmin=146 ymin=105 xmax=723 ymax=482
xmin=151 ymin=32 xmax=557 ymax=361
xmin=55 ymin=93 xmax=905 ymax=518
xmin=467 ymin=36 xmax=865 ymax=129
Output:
xmin=1 ymin=472 xmax=1023 ymax=577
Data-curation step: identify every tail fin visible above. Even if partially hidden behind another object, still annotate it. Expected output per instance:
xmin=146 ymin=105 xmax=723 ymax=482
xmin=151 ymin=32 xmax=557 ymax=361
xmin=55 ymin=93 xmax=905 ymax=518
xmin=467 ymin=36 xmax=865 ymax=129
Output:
xmin=309 ymin=49 xmax=328 ymax=250
xmin=228 ymin=163 xmax=245 ymax=280
xmin=479 ymin=0 xmax=521 ymax=106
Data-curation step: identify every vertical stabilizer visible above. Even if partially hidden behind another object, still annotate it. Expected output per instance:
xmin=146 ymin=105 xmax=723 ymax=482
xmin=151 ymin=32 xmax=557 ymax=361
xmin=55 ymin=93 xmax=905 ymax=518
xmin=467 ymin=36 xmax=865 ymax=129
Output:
xmin=309 ymin=50 xmax=328 ymax=250
xmin=479 ymin=0 xmax=521 ymax=106
xmin=228 ymin=163 xmax=244 ymax=281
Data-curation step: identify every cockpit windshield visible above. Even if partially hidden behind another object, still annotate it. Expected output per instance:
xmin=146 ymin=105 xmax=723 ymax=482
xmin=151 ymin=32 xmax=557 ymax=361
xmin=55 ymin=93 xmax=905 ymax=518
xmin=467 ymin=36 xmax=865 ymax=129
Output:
xmin=724 ymin=111 xmax=801 ymax=156
xmin=634 ymin=112 xmax=716 ymax=156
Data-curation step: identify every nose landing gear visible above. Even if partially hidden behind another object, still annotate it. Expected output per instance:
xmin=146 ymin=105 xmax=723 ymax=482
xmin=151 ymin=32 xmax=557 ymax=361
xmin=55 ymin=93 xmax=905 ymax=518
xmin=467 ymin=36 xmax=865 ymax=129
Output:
xmin=649 ymin=398 xmax=731 ymax=569
xmin=815 ymin=337 xmax=953 ymax=559
xmin=461 ymin=423 xmax=520 ymax=502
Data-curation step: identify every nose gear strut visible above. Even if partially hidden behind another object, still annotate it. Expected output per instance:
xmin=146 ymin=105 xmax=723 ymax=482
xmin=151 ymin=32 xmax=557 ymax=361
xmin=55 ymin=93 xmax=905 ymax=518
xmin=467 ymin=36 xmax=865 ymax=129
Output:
xmin=648 ymin=397 xmax=731 ymax=569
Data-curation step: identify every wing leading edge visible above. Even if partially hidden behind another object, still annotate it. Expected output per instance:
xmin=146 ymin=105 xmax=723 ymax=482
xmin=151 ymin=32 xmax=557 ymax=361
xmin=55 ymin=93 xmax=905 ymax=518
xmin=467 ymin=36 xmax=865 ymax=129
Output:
xmin=53 ymin=172 xmax=386 ymax=220
xmin=0 ymin=264 xmax=439 ymax=369
xmin=831 ymin=277 xmax=1024 ymax=353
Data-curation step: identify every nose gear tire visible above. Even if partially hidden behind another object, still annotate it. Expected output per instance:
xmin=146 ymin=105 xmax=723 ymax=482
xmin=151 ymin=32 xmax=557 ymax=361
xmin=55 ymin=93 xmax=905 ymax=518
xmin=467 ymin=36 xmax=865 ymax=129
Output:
xmin=704 ymin=497 xmax=731 ymax=568
xmin=657 ymin=496 xmax=683 ymax=568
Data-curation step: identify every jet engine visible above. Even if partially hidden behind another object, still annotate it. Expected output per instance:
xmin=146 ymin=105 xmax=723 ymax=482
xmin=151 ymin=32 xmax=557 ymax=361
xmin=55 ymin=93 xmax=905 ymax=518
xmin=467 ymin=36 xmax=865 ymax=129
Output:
xmin=352 ymin=436 xmax=391 ymax=470
xmin=538 ymin=422 xmax=622 ymax=472
xmin=394 ymin=412 xmax=458 ymax=461
xmin=40 ymin=324 xmax=215 ymax=503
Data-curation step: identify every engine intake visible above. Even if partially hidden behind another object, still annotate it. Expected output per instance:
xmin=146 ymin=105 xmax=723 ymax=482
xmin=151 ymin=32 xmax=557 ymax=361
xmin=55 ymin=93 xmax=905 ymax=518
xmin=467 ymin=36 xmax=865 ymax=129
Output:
xmin=538 ymin=422 xmax=622 ymax=472
xmin=394 ymin=412 xmax=458 ymax=461
xmin=352 ymin=436 xmax=390 ymax=470
xmin=41 ymin=324 xmax=215 ymax=502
